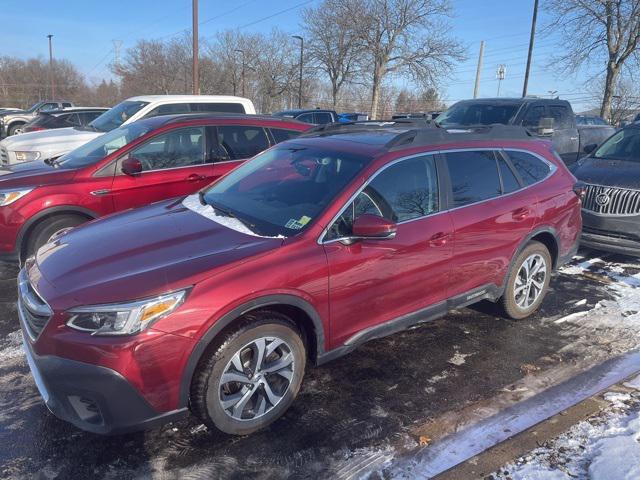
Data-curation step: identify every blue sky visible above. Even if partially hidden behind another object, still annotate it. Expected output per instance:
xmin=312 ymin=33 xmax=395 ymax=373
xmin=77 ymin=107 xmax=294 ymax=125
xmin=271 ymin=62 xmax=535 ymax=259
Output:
xmin=1 ymin=0 xmax=599 ymax=111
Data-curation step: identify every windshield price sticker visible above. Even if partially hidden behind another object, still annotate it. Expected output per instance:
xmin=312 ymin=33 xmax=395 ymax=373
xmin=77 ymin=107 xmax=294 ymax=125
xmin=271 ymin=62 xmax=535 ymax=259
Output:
xmin=285 ymin=215 xmax=312 ymax=230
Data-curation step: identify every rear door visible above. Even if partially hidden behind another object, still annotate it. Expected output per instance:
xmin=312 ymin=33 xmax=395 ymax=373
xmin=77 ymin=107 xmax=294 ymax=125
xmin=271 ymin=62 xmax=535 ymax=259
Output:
xmin=444 ymin=149 xmax=538 ymax=298
xmin=111 ymin=126 xmax=213 ymax=211
xmin=324 ymin=154 xmax=453 ymax=346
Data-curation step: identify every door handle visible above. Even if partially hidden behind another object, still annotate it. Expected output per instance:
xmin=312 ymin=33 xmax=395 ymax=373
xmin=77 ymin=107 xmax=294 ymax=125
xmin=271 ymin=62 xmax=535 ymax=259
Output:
xmin=512 ymin=207 xmax=530 ymax=221
xmin=428 ymin=232 xmax=451 ymax=247
xmin=187 ymin=174 xmax=206 ymax=182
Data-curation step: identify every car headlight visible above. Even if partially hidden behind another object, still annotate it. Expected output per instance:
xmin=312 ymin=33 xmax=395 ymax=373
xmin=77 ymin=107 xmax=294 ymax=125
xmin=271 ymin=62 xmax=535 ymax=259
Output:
xmin=66 ymin=289 xmax=189 ymax=336
xmin=0 ymin=188 xmax=34 ymax=206
xmin=15 ymin=151 xmax=41 ymax=162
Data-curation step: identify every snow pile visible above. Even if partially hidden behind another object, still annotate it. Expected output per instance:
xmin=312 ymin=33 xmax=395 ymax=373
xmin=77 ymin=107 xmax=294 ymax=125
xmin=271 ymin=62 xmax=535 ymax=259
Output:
xmin=494 ymin=375 xmax=640 ymax=480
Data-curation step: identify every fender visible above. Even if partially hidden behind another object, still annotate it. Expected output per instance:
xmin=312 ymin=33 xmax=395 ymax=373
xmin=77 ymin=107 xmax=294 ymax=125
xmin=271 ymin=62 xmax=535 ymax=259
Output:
xmin=17 ymin=205 xmax=99 ymax=257
xmin=178 ymin=294 xmax=326 ymax=407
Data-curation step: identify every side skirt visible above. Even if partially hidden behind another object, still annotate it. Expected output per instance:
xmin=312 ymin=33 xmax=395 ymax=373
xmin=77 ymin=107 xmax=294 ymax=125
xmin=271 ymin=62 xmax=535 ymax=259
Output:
xmin=316 ymin=284 xmax=503 ymax=366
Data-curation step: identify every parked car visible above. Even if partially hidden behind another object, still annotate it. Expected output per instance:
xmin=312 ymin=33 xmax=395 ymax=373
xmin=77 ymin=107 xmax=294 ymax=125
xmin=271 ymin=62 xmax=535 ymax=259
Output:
xmin=338 ymin=112 xmax=369 ymax=122
xmin=436 ymin=98 xmax=615 ymax=165
xmin=0 ymin=101 xmax=75 ymax=137
xmin=20 ymin=108 xmax=109 ymax=134
xmin=570 ymin=124 xmax=640 ymax=256
xmin=0 ymin=114 xmax=308 ymax=260
xmin=273 ymin=108 xmax=338 ymax=124
xmin=16 ymin=123 xmax=581 ymax=435
xmin=392 ymin=111 xmax=442 ymax=121
xmin=0 ymin=95 xmax=256 ymax=166
xmin=576 ymin=115 xmax=609 ymax=126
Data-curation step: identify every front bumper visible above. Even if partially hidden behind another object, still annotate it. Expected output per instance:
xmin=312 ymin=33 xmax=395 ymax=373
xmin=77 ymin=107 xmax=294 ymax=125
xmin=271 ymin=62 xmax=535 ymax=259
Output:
xmin=18 ymin=303 xmax=188 ymax=435
xmin=581 ymin=209 xmax=640 ymax=257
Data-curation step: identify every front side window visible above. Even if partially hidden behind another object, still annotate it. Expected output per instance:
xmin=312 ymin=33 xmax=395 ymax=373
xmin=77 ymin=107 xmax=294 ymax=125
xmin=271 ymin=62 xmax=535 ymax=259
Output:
xmin=217 ymin=126 xmax=269 ymax=160
xmin=445 ymin=150 xmax=501 ymax=207
xmin=436 ymin=102 xmax=520 ymax=127
xmin=521 ymin=105 xmax=546 ymax=128
xmin=296 ymin=112 xmax=314 ymax=123
xmin=326 ymin=155 xmax=439 ymax=240
xmin=314 ymin=112 xmax=334 ymax=124
xmin=90 ymin=100 xmax=149 ymax=132
xmin=593 ymin=128 xmax=640 ymax=162
xmin=506 ymin=150 xmax=551 ymax=185
xmin=130 ymin=127 xmax=205 ymax=172
xmin=146 ymin=103 xmax=191 ymax=117
xmin=201 ymin=144 xmax=370 ymax=237
xmin=548 ymin=105 xmax=571 ymax=129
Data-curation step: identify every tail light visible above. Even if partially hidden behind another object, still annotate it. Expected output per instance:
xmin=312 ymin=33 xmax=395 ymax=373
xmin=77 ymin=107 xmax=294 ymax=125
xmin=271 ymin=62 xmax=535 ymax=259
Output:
xmin=573 ymin=181 xmax=587 ymax=201
xmin=24 ymin=126 xmax=44 ymax=133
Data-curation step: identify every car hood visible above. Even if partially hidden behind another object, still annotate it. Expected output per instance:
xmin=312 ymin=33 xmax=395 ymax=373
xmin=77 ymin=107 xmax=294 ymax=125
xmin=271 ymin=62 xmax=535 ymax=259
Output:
xmin=0 ymin=127 xmax=102 ymax=152
xmin=35 ymin=199 xmax=284 ymax=306
xmin=571 ymin=157 xmax=640 ymax=189
xmin=0 ymin=161 xmax=77 ymax=187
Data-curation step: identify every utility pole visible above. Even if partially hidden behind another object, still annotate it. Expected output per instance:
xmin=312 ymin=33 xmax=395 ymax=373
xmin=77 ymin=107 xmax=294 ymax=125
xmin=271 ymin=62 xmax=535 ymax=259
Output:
xmin=235 ymin=49 xmax=245 ymax=97
xmin=112 ymin=39 xmax=123 ymax=68
xmin=292 ymin=35 xmax=304 ymax=109
xmin=496 ymin=65 xmax=506 ymax=97
xmin=47 ymin=34 xmax=55 ymax=99
xmin=522 ymin=0 xmax=539 ymax=97
xmin=192 ymin=0 xmax=200 ymax=95
xmin=473 ymin=41 xmax=485 ymax=99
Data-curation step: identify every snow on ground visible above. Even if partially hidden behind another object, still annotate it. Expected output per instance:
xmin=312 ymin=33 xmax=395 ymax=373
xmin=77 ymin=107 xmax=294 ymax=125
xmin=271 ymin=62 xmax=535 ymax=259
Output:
xmin=493 ymin=374 xmax=640 ymax=480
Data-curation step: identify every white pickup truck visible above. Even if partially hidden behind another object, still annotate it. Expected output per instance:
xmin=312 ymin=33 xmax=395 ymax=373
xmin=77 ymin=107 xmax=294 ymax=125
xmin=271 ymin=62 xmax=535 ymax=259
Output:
xmin=0 ymin=95 xmax=256 ymax=166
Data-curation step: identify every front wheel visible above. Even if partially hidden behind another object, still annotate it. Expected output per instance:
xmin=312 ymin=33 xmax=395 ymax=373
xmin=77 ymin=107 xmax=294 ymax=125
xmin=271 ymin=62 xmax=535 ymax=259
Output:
xmin=190 ymin=312 xmax=306 ymax=435
xmin=500 ymin=241 xmax=552 ymax=320
xmin=24 ymin=214 xmax=87 ymax=259
xmin=8 ymin=123 xmax=24 ymax=136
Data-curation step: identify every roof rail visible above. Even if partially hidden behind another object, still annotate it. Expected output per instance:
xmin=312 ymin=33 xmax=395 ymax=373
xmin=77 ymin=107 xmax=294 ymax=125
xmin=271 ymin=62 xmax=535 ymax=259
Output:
xmin=302 ymin=118 xmax=431 ymax=136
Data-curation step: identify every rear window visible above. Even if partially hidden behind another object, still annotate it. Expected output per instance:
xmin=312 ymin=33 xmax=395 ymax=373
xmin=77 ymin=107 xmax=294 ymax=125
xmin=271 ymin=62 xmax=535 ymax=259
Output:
xmin=506 ymin=150 xmax=551 ymax=185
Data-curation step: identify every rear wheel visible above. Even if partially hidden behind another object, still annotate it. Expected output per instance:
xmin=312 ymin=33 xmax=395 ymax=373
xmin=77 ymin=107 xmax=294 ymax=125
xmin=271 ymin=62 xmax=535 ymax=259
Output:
xmin=24 ymin=214 xmax=88 ymax=259
xmin=190 ymin=312 xmax=306 ymax=435
xmin=500 ymin=241 xmax=552 ymax=320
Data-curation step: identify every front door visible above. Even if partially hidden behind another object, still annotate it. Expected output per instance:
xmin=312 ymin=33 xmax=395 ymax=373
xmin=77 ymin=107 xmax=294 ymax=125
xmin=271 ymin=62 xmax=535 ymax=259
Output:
xmin=111 ymin=126 xmax=214 ymax=211
xmin=323 ymin=154 xmax=453 ymax=348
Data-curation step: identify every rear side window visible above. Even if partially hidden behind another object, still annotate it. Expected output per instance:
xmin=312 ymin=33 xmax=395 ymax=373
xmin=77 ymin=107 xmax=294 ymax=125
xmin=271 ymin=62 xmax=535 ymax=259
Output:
xmin=79 ymin=111 xmax=104 ymax=124
xmin=270 ymin=128 xmax=302 ymax=143
xmin=217 ymin=125 xmax=269 ymax=159
xmin=498 ymin=156 xmax=521 ymax=193
xmin=62 ymin=102 xmax=72 ymax=108
xmin=445 ymin=150 xmax=501 ymax=207
xmin=190 ymin=103 xmax=245 ymax=113
xmin=506 ymin=150 xmax=550 ymax=186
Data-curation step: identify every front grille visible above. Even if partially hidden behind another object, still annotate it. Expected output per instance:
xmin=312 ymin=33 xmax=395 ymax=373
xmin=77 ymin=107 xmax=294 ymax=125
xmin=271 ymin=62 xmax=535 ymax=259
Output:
xmin=582 ymin=183 xmax=640 ymax=216
xmin=18 ymin=270 xmax=52 ymax=339
xmin=0 ymin=146 xmax=8 ymax=166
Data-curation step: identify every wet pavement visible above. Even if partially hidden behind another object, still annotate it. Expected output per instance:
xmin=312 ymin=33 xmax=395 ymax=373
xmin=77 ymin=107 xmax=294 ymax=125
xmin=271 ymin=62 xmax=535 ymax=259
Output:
xmin=0 ymin=252 xmax=637 ymax=479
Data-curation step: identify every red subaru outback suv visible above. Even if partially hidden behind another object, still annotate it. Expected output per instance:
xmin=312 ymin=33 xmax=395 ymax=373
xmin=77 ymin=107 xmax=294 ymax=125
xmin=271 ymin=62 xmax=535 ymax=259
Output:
xmin=0 ymin=114 xmax=309 ymax=260
xmin=18 ymin=123 xmax=581 ymax=435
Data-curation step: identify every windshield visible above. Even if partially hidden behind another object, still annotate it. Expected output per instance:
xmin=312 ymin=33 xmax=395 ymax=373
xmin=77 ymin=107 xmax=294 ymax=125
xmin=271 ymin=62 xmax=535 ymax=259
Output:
xmin=89 ymin=100 xmax=149 ymax=132
xmin=56 ymin=122 xmax=152 ymax=169
xmin=201 ymin=144 xmax=370 ymax=237
xmin=593 ymin=128 xmax=640 ymax=162
xmin=436 ymin=102 xmax=521 ymax=127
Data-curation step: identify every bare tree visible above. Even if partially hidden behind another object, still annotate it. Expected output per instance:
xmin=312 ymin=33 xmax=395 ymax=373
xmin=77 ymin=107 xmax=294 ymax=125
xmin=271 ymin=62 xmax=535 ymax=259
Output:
xmin=546 ymin=0 xmax=640 ymax=120
xmin=347 ymin=0 xmax=464 ymax=118
xmin=302 ymin=0 xmax=363 ymax=108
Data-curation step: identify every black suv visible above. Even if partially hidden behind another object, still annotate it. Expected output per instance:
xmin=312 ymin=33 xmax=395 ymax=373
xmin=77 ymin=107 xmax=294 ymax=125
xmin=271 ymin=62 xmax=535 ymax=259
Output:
xmin=273 ymin=108 xmax=338 ymax=125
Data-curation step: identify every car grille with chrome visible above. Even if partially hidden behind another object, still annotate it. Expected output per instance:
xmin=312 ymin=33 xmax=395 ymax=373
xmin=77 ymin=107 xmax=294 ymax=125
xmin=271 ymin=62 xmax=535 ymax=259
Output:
xmin=18 ymin=269 xmax=53 ymax=339
xmin=0 ymin=146 xmax=8 ymax=166
xmin=582 ymin=184 xmax=640 ymax=216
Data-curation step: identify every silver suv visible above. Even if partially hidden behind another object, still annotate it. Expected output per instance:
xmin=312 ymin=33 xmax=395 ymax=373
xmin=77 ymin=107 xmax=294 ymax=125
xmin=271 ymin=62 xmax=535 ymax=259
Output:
xmin=0 ymin=101 xmax=74 ymax=137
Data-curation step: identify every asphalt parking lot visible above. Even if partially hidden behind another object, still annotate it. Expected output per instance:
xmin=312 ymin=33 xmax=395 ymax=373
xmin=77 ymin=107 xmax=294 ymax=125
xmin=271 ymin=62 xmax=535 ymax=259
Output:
xmin=1 ymin=250 xmax=639 ymax=479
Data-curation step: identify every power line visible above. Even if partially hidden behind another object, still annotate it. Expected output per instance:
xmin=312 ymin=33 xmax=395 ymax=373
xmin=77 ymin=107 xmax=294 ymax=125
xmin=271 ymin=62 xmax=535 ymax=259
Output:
xmin=237 ymin=0 xmax=316 ymax=29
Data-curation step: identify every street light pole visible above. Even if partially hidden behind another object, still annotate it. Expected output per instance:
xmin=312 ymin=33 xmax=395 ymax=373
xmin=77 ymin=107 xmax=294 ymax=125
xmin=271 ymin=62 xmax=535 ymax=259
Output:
xmin=192 ymin=0 xmax=200 ymax=95
xmin=235 ymin=49 xmax=245 ymax=97
xmin=522 ymin=0 xmax=539 ymax=97
xmin=47 ymin=34 xmax=55 ymax=99
xmin=292 ymin=35 xmax=303 ymax=109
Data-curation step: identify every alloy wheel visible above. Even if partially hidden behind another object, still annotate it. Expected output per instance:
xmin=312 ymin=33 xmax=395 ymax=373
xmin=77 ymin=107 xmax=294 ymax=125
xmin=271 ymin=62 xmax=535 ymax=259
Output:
xmin=218 ymin=336 xmax=294 ymax=421
xmin=514 ymin=253 xmax=547 ymax=309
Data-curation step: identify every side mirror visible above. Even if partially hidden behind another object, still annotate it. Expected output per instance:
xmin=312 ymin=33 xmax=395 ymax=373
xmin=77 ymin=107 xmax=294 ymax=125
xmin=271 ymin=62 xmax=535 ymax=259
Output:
xmin=583 ymin=143 xmax=597 ymax=155
xmin=352 ymin=214 xmax=397 ymax=240
xmin=538 ymin=117 xmax=555 ymax=136
xmin=121 ymin=156 xmax=142 ymax=176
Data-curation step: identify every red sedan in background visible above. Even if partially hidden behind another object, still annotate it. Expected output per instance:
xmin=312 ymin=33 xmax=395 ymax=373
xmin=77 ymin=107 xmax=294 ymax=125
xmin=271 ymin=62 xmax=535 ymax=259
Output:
xmin=0 ymin=114 xmax=310 ymax=259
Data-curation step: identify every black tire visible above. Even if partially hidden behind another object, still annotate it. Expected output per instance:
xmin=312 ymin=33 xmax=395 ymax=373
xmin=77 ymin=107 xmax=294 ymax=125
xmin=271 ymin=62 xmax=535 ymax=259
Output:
xmin=500 ymin=241 xmax=552 ymax=320
xmin=8 ymin=123 xmax=25 ymax=136
xmin=24 ymin=214 xmax=87 ymax=259
xmin=190 ymin=312 xmax=306 ymax=436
